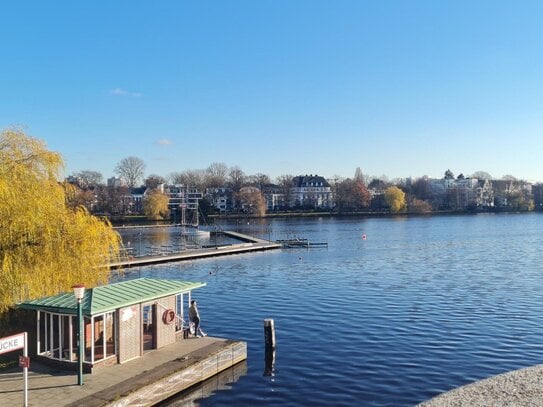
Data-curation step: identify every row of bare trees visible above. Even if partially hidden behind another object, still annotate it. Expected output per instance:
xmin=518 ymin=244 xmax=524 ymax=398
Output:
xmin=71 ymin=157 xmax=538 ymax=216
xmin=73 ymin=159 xmax=283 ymax=192
xmin=169 ymin=163 xmax=276 ymax=193
xmin=68 ymin=159 xmax=426 ymax=216
xmin=73 ymin=159 xmax=294 ymax=204
xmin=69 ymin=159 xmax=298 ymax=217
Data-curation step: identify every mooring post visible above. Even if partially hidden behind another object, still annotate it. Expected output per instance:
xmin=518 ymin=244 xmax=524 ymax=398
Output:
xmin=264 ymin=318 xmax=275 ymax=350
xmin=264 ymin=348 xmax=275 ymax=377
xmin=263 ymin=318 xmax=276 ymax=376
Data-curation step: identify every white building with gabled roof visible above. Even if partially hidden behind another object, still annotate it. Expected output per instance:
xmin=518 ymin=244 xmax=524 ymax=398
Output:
xmin=291 ymin=174 xmax=332 ymax=208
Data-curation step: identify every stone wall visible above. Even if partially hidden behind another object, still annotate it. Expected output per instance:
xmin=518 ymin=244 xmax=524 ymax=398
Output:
xmin=108 ymin=340 xmax=248 ymax=407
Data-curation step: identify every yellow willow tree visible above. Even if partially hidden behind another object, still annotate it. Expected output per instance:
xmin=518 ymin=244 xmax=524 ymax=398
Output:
xmin=143 ymin=189 xmax=170 ymax=220
xmin=384 ymin=186 xmax=407 ymax=213
xmin=0 ymin=129 xmax=121 ymax=312
xmin=236 ymin=187 xmax=267 ymax=216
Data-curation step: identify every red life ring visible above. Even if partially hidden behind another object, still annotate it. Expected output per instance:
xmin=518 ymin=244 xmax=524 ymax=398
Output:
xmin=162 ymin=309 xmax=175 ymax=325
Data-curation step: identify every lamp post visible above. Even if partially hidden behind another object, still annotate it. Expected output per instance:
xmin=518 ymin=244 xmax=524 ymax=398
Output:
xmin=73 ymin=284 xmax=85 ymax=386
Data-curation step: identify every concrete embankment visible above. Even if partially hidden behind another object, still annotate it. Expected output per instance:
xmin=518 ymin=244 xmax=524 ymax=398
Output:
xmin=109 ymin=230 xmax=280 ymax=269
xmin=418 ymin=364 xmax=543 ymax=406
xmin=0 ymin=337 xmax=247 ymax=407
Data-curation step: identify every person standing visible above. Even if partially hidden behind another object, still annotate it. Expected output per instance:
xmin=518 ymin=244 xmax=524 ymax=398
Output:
xmin=189 ymin=299 xmax=207 ymax=337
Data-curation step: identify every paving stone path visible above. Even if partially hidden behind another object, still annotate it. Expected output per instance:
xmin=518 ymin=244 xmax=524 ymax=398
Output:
xmin=0 ymin=336 xmax=226 ymax=407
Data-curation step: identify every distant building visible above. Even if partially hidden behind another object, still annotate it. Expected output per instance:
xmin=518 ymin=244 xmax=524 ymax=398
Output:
xmin=475 ymin=179 xmax=494 ymax=208
xmin=426 ymin=177 xmax=493 ymax=209
xmin=455 ymin=178 xmax=479 ymax=208
xmin=107 ymin=177 xmax=126 ymax=188
xmin=291 ymin=174 xmax=332 ymax=208
xmin=260 ymin=184 xmax=285 ymax=211
xmin=492 ymin=179 xmax=532 ymax=208
xmin=492 ymin=180 xmax=520 ymax=207
xmin=205 ymin=187 xmax=231 ymax=212
xmin=66 ymin=175 xmax=83 ymax=187
xmin=533 ymin=183 xmax=543 ymax=209
xmin=127 ymin=186 xmax=147 ymax=214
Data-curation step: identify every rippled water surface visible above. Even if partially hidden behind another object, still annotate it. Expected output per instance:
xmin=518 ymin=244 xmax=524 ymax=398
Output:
xmin=118 ymin=214 xmax=543 ymax=406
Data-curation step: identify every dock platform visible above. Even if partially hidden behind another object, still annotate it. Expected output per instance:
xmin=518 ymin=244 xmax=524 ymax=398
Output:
xmin=0 ymin=337 xmax=247 ymax=407
xmin=109 ymin=230 xmax=281 ymax=269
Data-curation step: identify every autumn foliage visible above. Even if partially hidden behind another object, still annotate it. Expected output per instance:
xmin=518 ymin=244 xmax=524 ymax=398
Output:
xmin=236 ymin=187 xmax=267 ymax=216
xmin=335 ymin=179 xmax=371 ymax=211
xmin=143 ymin=189 xmax=170 ymax=220
xmin=0 ymin=129 xmax=121 ymax=312
xmin=384 ymin=186 xmax=407 ymax=213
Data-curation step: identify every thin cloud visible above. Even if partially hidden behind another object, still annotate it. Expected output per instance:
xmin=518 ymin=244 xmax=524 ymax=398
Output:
xmin=109 ymin=87 xmax=142 ymax=97
xmin=157 ymin=139 xmax=172 ymax=146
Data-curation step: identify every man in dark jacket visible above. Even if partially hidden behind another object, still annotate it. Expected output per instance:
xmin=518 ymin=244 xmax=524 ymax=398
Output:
xmin=189 ymin=300 xmax=207 ymax=337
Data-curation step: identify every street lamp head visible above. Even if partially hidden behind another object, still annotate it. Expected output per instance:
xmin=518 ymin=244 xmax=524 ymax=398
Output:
xmin=72 ymin=284 xmax=86 ymax=300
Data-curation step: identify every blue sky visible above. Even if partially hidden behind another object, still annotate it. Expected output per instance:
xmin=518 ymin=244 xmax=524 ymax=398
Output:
xmin=2 ymin=1 xmax=543 ymax=182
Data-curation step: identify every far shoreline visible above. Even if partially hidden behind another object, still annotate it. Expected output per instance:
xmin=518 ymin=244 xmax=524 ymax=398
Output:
xmin=107 ymin=208 xmax=541 ymax=227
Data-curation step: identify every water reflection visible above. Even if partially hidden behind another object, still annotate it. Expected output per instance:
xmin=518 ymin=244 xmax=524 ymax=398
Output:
xmin=263 ymin=349 xmax=276 ymax=377
xmin=158 ymin=361 xmax=248 ymax=406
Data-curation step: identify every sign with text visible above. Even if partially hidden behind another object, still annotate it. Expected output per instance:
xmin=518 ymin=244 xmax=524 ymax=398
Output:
xmin=0 ymin=332 xmax=25 ymax=355
xmin=0 ymin=332 xmax=28 ymax=406
xmin=19 ymin=356 xmax=30 ymax=368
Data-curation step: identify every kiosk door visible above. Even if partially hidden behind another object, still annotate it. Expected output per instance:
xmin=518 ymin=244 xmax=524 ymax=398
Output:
xmin=142 ymin=304 xmax=156 ymax=351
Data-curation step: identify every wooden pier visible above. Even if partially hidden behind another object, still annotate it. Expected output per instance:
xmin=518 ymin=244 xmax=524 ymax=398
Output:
xmin=109 ymin=231 xmax=281 ymax=269
xmin=0 ymin=337 xmax=247 ymax=407
xmin=276 ymin=238 xmax=328 ymax=248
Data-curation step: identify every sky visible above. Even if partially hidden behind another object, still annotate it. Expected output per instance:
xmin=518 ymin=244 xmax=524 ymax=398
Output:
xmin=2 ymin=1 xmax=543 ymax=183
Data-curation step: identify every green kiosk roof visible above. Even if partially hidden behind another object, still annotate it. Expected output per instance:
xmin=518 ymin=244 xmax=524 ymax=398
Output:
xmin=17 ymin=278 xmax=206 ymax=316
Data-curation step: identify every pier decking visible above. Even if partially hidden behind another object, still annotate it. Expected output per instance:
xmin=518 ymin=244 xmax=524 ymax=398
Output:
xmin=0 ymin=337 xmax=247 ymax=407
xmin=109 ymin=230 xmax=280 ymax=268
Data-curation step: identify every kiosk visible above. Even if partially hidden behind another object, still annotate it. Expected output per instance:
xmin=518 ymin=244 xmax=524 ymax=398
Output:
xmin=17 ymin=278 xmax=205 ymax=372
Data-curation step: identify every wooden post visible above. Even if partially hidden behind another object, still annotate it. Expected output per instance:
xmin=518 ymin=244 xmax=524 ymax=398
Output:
xmin=264 ymin=319 xmax=275 ymax=350
xmin=264 ymin=348 xmax=275 ymax=377
xmin=263 ymin=319 xmax=276 ymax=376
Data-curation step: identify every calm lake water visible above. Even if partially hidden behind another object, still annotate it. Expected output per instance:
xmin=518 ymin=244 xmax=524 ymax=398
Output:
xmin=118 ymin=213 xmax=543 ymax=406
